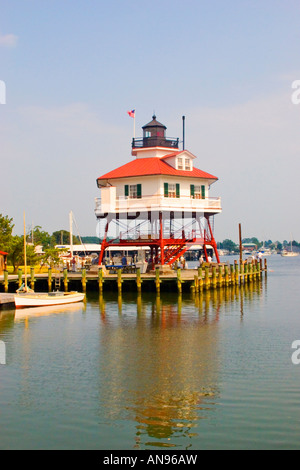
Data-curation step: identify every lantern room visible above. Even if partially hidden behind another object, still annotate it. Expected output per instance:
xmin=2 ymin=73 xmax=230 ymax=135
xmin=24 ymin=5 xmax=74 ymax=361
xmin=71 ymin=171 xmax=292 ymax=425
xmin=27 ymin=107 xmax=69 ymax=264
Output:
xmin=132 ymin=115 xmax=179 ymax=150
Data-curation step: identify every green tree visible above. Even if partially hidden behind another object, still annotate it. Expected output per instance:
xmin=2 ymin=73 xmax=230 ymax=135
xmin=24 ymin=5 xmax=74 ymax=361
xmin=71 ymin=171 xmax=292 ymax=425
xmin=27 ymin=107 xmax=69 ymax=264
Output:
xmin=30 ymin=225 xmax=52 ymax=248
xmin=222 ymin=239 xmax=237 ymax=252
xmin=41 ymin=247 xmax=64 ymax=268
xmin=7 ymin=235 xmax=23 ymax=272
xmin=0 ymin=214 xmax=14 ymax=251
xmin=52 ymin=230 xmax=80 ymax=245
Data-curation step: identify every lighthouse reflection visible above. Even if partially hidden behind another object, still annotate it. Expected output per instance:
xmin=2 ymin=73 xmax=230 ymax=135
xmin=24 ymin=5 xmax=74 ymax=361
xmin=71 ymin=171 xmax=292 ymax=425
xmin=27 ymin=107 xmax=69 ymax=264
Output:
xmin=97 ymin=284 xmax=263 ymax=449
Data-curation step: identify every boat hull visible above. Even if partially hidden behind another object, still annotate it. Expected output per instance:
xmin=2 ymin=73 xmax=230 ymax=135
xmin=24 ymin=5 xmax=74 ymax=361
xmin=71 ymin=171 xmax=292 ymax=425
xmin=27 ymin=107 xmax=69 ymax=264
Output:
xmin=14 ymin=291 xmax=85 ymax=308
xmin=281 ymin=253 xmax=299 ymax=257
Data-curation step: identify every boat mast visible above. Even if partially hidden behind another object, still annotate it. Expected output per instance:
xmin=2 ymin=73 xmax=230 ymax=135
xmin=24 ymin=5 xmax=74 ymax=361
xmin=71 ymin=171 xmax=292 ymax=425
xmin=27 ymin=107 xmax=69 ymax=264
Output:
xmin=23 ymin=212 xmax=27 ymax=291
xmin=69 ymin=211 xmax=73 ymax=258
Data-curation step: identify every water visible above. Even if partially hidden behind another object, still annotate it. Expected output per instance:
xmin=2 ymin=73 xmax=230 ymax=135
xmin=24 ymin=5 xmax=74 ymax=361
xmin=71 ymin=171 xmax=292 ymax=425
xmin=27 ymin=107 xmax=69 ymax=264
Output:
xmin=0 ymin=255 xmax=300 ymax=450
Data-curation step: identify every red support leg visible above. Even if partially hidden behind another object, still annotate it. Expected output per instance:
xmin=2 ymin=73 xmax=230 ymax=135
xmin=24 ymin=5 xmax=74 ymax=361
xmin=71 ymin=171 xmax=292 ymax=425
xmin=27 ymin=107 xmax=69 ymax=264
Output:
xmin=205 ymin=215 xmax=220 ymax=264
xmin=98 ymin=221 xmax=109 ymax=265
xmin=159 ymin=212 xmax=164 ymax=265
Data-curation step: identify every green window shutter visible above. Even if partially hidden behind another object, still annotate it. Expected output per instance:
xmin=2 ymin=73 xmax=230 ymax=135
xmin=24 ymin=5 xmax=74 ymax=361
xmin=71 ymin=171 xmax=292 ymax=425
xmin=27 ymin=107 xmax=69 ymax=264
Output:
xmin=124 ymin=185 xmax=129 ymax=197
xmin=190 ymin=184 xmax=195 ymax=198
xmin=164 ymin=182 xmax=169 ymax=197
xmin=201 ymin=185 xmax=205 ymax=199
xmin=137 ymin=183 xmax=142 ymax=199
xmin=176 ymin=183 xmax=180 ymax=198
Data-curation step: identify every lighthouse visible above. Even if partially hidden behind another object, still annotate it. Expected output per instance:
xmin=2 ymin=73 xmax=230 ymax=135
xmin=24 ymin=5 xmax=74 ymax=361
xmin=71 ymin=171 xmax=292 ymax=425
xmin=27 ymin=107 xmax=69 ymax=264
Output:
xmin=95 ymin=115 xmax=222 ymax=267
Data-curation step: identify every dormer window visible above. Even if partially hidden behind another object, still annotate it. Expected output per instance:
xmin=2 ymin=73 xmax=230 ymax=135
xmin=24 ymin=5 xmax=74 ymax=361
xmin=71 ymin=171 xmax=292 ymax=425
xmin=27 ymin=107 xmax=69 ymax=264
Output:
xmin=185 ymin=158 xmax=191 ymax=171
xmin=177 ymin=157 xmax=183 ymax=170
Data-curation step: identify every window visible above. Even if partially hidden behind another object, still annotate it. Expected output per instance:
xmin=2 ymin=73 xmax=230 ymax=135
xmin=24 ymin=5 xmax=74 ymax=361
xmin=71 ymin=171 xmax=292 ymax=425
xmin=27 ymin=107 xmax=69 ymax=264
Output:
xmin=125 ymin=184 xmax=142 ymax=199
xmin=185 ymin=158 xmax=191 ymax=171
xmin=177 ymin=158 xmax=183 ymax=170
xmin=168 ymin=184 xmax=176 ymax=198
xmin=190 ymin=184 xmax=205 ymax=199
xmin=164 ymin=183 xmax=180 ymax=198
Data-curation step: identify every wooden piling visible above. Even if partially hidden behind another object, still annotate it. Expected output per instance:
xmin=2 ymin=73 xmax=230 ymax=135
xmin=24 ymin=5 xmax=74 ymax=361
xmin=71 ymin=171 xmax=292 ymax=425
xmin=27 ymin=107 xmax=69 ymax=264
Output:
xmin=230 ymin=264 xmax=235 ymax=285
xmin=249 ymin=263 xmax=253 ymax=282
xmin=212 ymin=266 xmax=217 ymax=289
xmin=63 ymin=268 xmax=69 ymax=292
xmin=194 ymin=274 xmax=199 ymax=293
xmin=198 ymin=267 xmax=203 ymax=291
xmin=136 ymin=267 xmax=142 ymax=292
xmin=155 ymin=267 xmax=161 ymax=294
xmin=3 ymin=270 xmax=8 ymax=292
xmin=30 ymin=267 xmax=35 ymax=290
xmin=225 ymin=265 xmax=229 ymax=286
xmin=205 ymin=266 xmax=210 ymax=290
xmin=218 ymin=265 xmax=223 ymax=288
xmin=242 ymin=263 xmax=246 ymax=284
xmin=48 ymin=268 xmax=52 ymax=292
xmin=235 ymin=262 xmax=239 ymax=285
xmin=81 ymin=268 xmax=87 ymax=291
xmin=117 ymin=268 xmax=122 ymax=293
xmin=177 ymin=268 xmax=182 ymax=293
xmin=264 ymin=258 xmax=267 ymax=277
xmin=98 ymin=267 xmax=104 ymax=292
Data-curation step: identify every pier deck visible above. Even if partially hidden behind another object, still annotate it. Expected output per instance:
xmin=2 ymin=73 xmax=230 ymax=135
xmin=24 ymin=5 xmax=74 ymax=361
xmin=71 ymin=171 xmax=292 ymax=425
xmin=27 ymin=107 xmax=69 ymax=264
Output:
xmin=0 ymin=293 xmax=15 ymax=308
xmin=0 ymin=259 xmax=267 ymax=297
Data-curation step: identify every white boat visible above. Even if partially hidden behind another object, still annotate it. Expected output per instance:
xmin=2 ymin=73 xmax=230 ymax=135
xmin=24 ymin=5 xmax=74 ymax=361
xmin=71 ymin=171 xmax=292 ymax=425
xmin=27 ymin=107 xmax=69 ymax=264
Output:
xmin=281 ymin=240 xmax=299 ymax=257
xmin=15 ymin=213 xmax=86 ymax=308
xmin=281 ymin=249 xmax=299 ymax=257
xmin=14 ymin=291 xmax=85 ymax=308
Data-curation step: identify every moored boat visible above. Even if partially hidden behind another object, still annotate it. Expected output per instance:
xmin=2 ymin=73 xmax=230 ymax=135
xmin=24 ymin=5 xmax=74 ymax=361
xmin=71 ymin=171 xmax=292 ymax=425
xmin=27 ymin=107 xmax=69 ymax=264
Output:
xmin=281 ymin=240 xmax=299 ymax=257
xmin=281 ymin=250 xmax=299 ymax=257
xmin=14 ymin=291 xmax=85 ymax=308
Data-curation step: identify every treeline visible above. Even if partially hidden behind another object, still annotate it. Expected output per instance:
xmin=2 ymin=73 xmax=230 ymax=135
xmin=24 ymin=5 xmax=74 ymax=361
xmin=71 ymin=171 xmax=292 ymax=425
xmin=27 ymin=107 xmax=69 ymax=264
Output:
xmin=218 ymin=237 xmax=299 ymax=253
xmin=0 ymin=213 xmax=99 ymax=272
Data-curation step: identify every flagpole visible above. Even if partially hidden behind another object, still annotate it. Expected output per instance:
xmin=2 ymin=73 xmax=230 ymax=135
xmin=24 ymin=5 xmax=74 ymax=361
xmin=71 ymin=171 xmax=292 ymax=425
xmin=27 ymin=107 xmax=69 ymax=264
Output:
xmin=133 ymin=113 xmax=136 ymax=139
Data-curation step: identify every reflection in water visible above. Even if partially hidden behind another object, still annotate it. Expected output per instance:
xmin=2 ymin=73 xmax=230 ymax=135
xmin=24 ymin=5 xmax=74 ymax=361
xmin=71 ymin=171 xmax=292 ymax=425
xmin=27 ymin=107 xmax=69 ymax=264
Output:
xmin=97 ymin=281 xmax=263 ymax=449
xmin=14 ymin=302 xmax=85 ymax=322
xmin=1 ymin=280 xmax=264 ymax=450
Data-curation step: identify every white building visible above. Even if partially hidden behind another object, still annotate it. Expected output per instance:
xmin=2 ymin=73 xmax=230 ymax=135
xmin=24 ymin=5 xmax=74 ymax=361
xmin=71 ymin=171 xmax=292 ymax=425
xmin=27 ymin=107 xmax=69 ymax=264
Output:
xmin=95 ymin=115 xmax=222 ymax=266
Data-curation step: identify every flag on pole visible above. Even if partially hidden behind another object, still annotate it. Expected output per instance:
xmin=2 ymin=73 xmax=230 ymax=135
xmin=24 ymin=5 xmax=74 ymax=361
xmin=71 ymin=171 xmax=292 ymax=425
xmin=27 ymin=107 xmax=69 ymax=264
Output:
xmin=127 ymin=109 xmax=135 ymax=118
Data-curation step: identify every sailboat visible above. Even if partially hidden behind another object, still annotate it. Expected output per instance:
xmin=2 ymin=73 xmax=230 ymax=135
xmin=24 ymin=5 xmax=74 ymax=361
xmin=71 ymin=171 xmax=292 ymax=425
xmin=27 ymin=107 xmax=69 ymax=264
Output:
xmin=281 ymin=240 xmax=299 ymax=257
xmin=14 ymin=213 xmax=85 ymax=308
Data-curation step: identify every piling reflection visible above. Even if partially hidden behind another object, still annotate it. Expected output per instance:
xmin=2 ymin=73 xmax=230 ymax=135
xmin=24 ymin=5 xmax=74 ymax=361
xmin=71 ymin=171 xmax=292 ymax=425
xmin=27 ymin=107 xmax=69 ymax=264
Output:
xmin=97 ymin=281 xmax=264 ymax=449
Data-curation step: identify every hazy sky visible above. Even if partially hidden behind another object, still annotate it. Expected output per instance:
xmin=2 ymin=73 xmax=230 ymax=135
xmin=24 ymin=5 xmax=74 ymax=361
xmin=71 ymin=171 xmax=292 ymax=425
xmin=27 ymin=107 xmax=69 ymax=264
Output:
xmin=0 ymin=0 xmax=299 ymax=242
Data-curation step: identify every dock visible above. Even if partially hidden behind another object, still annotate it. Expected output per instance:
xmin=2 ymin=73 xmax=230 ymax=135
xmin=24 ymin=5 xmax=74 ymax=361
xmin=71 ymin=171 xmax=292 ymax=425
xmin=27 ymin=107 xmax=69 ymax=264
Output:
xmin=0 ymin=293 xmax=15 ymax=308
xmin=0 ymin=259 xmax=267 ymax=297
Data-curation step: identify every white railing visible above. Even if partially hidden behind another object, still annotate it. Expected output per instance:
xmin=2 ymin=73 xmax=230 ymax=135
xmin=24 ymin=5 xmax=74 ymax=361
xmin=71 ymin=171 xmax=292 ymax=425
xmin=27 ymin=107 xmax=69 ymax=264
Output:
xmin=95 ymin=195 xmax=221 ymax=214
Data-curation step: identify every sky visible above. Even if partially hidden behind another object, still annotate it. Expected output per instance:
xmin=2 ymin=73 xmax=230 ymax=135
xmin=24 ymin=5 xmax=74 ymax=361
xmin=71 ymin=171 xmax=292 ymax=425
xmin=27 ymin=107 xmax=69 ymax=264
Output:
xmin=0 ymin=0 xmax=299 ymax=243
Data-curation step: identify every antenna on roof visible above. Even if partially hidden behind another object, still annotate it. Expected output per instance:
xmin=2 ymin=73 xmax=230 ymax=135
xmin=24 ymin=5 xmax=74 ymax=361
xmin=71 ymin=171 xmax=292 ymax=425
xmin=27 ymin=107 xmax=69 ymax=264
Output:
xmin=182 ymin=116 xmax=185 ymax=150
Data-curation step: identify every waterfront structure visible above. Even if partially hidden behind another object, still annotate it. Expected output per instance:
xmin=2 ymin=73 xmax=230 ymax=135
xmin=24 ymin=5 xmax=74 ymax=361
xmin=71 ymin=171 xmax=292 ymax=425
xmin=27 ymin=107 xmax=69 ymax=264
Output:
xmin=0 ymin=251 xmax=8 ymax=275
xmin=95 ymin=115 xmax=222 ymax=267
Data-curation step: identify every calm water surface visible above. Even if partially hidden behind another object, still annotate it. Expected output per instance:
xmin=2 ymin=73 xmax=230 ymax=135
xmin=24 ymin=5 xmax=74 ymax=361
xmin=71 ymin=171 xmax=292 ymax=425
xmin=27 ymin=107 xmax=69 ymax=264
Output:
xmin=0 ymin=256 xmax=300 ymax=450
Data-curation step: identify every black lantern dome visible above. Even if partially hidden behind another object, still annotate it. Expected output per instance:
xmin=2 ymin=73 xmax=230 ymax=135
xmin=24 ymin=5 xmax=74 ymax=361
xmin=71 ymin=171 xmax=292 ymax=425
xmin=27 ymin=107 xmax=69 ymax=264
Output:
xmin=132 ymin=115 xmax=179 ymax=149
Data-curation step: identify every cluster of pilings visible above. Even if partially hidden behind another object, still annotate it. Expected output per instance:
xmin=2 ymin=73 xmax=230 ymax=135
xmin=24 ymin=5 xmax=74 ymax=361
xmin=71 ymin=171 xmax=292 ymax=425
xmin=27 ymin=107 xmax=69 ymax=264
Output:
xmin=1 ymin=259 xmax=267 ymax=295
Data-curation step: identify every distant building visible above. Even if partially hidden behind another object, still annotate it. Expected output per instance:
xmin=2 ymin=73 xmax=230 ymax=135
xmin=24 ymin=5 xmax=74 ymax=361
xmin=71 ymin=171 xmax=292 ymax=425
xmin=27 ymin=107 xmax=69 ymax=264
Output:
xmin=0 ymin=251 xmax=8 ymax=275
xmin=242 ymin=243 xmax=257 ymax=252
